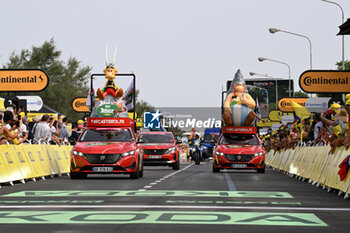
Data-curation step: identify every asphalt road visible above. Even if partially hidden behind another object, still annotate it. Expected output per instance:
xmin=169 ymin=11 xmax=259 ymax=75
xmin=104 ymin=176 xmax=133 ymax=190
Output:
xmin=0 ymin=161 xmax=349 ymax=233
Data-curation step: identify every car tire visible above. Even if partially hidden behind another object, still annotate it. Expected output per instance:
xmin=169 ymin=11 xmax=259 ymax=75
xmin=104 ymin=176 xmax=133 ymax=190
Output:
xmin=130 ymin=165 xmax=140 ymax=179
xmin=257 ymin=166 xmax=265 ymax=173
xmin=212 ymin=165 xmax=220 ymax=173
xmin=70 ymin=172 xmax=87 ymax=179
xmin=172 ymin=159 xmax=180 ymax=170
xmin=139 ymin=163 xmax=144 ymax=178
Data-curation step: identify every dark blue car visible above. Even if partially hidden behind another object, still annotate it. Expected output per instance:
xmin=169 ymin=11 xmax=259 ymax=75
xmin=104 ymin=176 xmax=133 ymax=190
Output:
xmin=202 ymin=128 xmax=220 ymax=159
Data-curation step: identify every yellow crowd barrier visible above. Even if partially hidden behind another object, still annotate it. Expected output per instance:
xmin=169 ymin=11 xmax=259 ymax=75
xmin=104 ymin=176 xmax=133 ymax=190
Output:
xmin=266 ymin=145 xmax=350 ymax=197
xmin=0 ymin=144 xmax=72 ymax=185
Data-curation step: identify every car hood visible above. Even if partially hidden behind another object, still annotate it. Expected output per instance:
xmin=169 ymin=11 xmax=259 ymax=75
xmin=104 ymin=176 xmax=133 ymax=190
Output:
xmin=140 ymin=143 xmax=175 ymax=150
xmin=73 ymin=141 xmax=135 ymax=154
xmin=215 ymin=144 xmax=262 ymax=154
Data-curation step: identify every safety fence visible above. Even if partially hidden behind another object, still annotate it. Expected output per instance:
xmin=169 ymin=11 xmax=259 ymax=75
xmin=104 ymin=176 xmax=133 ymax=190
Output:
xmin=266 ymin=145 xmax=350 ymax=198
xmin=0 ymin=144 xmax=72 ymax=186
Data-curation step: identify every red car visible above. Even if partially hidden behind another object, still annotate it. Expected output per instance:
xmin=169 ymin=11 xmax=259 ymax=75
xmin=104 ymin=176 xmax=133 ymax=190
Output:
xmin=70 ymin=118 xmax=143 ymax=179
xmin=213 ymin=127 xmax=265 ymax=173
xmin=140 ymin=132 xmax=180 ymax=170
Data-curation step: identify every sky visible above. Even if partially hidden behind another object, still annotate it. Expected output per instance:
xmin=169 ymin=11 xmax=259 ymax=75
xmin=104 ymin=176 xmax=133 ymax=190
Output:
xmin=0 ymin=0 xmax=349 ymax=108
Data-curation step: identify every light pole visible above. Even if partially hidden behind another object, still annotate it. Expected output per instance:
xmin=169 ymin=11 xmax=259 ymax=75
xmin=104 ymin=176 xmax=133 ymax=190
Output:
xmin=321 ymin=0 xmax=345 ymax=70
xmin=249 ymin=72 xmax=277 ymax=108
xmin=258 ymin=57 xmax=291 ymax=97
xmin=269 ymin=28 xmax=313 ymax=70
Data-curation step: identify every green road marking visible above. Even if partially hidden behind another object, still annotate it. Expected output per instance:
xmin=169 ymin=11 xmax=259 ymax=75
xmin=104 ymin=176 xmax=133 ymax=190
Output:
xmin=0 ymin=211 xmax=327 ymax=226
xmin=2 ymin=190 xmax=293 ymax=198
xmin=165 ymin=200 xmax=301 ymax=205
xmin=0 ymin=200 xmax=104 ymax=204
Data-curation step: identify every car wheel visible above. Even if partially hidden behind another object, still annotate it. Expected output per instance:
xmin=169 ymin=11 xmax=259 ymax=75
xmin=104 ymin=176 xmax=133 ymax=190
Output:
xmin=212 ymin=164 xmax=220 ymax=173
xmin=130 ymin=165 xmax=140 ymax=179
xmin=172 ymin=159 xmax=180 ymax=170
xmin=139 ymin=163 xmax=144 ymax=178
xmin=70 ymin=172 xmax=87 ymax=179
xmin=257 ymin=167 xmax=265 ymax=173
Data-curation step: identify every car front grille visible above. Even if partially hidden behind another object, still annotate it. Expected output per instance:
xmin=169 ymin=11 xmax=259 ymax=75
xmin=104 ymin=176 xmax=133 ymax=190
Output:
xmin=144 ymin=149 xmax=168 ymax=155
xmin=84 ymin=154 xmax=122 ymax=164
xmin=225 ymin=154 xmax=254 ymax=162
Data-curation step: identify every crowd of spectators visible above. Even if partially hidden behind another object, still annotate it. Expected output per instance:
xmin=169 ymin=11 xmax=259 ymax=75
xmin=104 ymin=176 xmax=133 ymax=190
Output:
xmin=0 ymin=104 xmax=85 ymax=146
xmin=263 ymin=97 xmax=350 ymax=154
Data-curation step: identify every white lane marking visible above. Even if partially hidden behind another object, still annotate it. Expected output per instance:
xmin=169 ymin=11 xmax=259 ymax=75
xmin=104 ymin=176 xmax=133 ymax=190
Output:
xmin=141 ymin=164 xmax=194 ymax=191
xmin=138 ymin=189 xmax=147 ymax=191
xmin=2 ymin=205 xmax=350 ymax=211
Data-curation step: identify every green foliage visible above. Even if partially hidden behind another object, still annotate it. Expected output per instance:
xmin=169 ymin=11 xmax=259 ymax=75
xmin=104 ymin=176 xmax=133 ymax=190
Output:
xmin=336 ymin=60 xmax=350 ymax=70
xmin=2 ymin=38 xmax=92 ymax=122
xmin=294 ymin=91 xmax=308 ymax=98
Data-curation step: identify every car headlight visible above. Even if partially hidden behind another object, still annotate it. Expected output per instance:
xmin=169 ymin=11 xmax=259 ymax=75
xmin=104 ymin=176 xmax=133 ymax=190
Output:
xmin=73 ymin=150 xmax=84 ymax=156
xmin=254 ymin=152 xmax=264 ymax=157
xmin=165 ymin=147 xmax=176 ymax=154
xmin=121 ymin=150 xmax=135 ymax=157
xmin=215 ymin=151 xmax=224 ymax=156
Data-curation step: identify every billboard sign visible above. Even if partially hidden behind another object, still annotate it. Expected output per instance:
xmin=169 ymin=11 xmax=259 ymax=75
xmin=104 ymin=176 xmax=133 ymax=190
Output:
xmin=0 ymin=69 xmax=49 ymax=92
xmin=299 ymin=70 xmax=350 ymax=93
xmin=278 ymin=98 xmax=308 ymax=112
xmin=305 ymin=97 xmax=331 ymax=113
xmin=17 ymin=96 xmax=43 ymax=111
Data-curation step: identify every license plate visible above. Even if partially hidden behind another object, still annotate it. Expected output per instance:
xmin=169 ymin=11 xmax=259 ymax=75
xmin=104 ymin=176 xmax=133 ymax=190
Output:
xmin=148 ymin=155 xmax=162 ymax=159
xmin=231 ymin=164 xmax=247 ymax=168
xmin=92 ymin=167 xmax=113 ymax=172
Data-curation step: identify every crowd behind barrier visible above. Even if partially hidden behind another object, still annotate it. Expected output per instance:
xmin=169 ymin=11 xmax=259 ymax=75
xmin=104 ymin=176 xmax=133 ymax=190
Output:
xmin=262 ymin=99 xmax=350 ymax=155
xmin=0 ymin=101 xmax=85 ymax=146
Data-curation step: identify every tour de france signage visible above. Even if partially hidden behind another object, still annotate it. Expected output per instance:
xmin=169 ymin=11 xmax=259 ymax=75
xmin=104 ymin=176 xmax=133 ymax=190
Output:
xmin=299 ymin=70 xmax=350 ymax=93
xmin=0 ymin=69 xmax=49 ymax=92
xmin=278 ymin=98 xmax=308 ymax=112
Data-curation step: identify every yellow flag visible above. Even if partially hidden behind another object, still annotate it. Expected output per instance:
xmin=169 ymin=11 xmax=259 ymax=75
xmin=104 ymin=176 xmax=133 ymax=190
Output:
xmin=290 ymin=100 xmax=311 ymax=120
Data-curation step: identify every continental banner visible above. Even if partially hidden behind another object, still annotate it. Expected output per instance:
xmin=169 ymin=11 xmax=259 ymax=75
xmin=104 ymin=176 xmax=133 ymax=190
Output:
xmin=299 ymin=70 xmax=350 ymax=93
xmin=278 ymin=98 xmax=308 ymax=112
xmin=0 ymin=69 xmax=49 ymax=92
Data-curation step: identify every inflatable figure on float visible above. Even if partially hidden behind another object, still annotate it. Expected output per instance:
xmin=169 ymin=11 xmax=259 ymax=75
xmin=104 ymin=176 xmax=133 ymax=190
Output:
xmin=90 ymin=47 xmax=129 ymax=118
xmin=223 ymin=69 xmax=256 ymax=126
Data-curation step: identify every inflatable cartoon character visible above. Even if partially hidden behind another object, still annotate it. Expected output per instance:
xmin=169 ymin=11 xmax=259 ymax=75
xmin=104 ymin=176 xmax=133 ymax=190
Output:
xmin=223 ymin=69 xmax=256 ymax=126
xmin=97 ymin=47 xmax=124 ymax=100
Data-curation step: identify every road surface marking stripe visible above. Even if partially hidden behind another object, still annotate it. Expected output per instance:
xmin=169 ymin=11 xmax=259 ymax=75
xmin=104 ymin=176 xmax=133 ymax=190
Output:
xmin=224 ymin=173 xmax=237 ymax=191
xmin=142 ymin=164 xmax=194 ymax=191
xmin=0 ymin=205 xmax=346 ymax=211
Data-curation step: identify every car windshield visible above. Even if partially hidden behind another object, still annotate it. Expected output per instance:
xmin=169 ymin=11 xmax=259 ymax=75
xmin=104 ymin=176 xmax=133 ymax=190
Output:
xmin=203 ymin=134 xmax=220 ymax=143
xmin=79 ymin=128 xmax=132 ymax=142
xmin=141 ymin=134 xmax=174 ymax=143
xmin=219 ymin=134 xmax=259 ymax=145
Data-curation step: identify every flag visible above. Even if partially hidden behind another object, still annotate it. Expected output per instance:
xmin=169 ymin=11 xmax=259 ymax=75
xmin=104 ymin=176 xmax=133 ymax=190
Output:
xmin=123 ymin=80 xmax=135 ymax=110
xmin=290 ymin=100 xmax=310 ymax=142
xmin=290 ymin=100 xmax=311 ymax=121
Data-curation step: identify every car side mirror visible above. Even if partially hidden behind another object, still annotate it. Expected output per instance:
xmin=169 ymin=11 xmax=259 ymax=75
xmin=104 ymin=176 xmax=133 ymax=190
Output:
xmin=137 ymin=138 xmax=145 ymax=143
xmin=176 ymin=139 xmax=182 ymax=144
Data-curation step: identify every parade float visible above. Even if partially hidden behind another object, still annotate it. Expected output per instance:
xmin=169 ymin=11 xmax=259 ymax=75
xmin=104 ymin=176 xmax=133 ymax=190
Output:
xmin=70 ymin=47 xmax=143 ymax=179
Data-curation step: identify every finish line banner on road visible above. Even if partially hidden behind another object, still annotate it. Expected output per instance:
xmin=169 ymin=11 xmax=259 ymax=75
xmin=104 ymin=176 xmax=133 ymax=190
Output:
xmin=0 ymin=211 xmax=327 ymax=226
xmin=3 ymin=190 xmax=293 ymax=198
